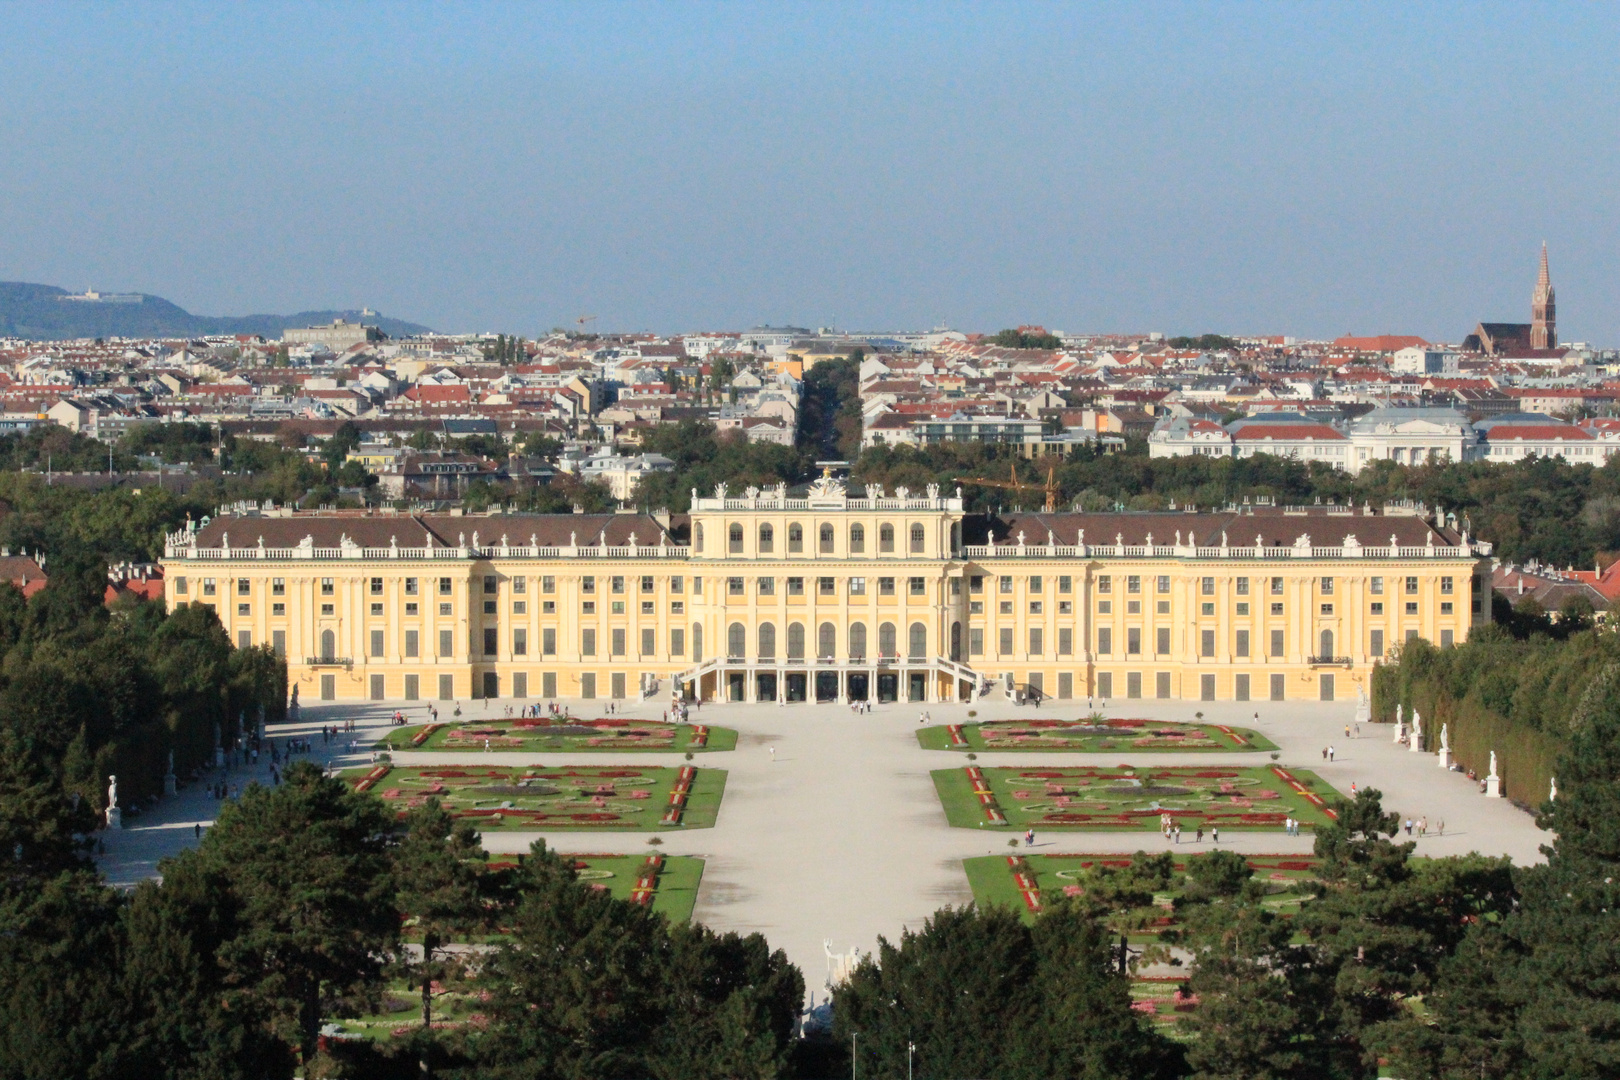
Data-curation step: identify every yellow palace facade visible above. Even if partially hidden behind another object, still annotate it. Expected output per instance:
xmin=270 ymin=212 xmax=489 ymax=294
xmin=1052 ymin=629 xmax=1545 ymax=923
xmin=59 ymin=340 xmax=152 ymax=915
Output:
xmin=162 ymin=479 xmax=1490 ymax=706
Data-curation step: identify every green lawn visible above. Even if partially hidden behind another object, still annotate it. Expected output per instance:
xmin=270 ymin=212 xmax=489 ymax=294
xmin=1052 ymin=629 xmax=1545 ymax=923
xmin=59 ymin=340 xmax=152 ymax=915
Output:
xmin=380 ymin=717 xmax=736 ymax=753
xmin=918 ymin=717 xmax=1276 ymax=753
xmin=345 ymin=763 xmax=727 ymax=830
xmin=933 ymin=763 xmax=1338 ymax=831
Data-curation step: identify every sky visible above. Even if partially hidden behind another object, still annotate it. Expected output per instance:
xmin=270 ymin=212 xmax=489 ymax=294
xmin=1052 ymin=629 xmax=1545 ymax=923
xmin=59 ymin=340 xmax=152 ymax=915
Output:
xmin=1 ymin=2 xmax=1617 ymax=343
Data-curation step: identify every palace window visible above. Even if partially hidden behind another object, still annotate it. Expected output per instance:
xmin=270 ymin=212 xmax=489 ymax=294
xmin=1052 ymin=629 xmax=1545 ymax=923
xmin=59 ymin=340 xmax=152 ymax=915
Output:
xmin=819 ymin=524 xmax=835 ymax=553
xmin=759 ymin=524 xmax=774 ymax=553
xmin=729 ymin=524 xmax=744 ymax=553
xmin=879 ymin=524 xmax=895 ymax=553
xmin=909 ymin=524 xmax=925 ymax=553
xmin=849 ymin=524 xmax=865 ymax=553
xmin=788 ymin=524 xmax=803 ymax=553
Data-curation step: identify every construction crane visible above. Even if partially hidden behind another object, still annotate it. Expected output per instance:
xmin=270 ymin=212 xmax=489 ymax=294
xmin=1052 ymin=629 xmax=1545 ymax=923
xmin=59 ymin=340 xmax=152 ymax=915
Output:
xmin=954 ymin=461 xmax=1061 ymax=513
xmin=575 ymin=314 xmax=598 ymax=333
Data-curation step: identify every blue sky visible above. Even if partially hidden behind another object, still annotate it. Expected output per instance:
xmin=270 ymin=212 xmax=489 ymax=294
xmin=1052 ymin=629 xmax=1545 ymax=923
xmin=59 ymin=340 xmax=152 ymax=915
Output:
xmin=1 ymin=2 xmax=1617 ymax=342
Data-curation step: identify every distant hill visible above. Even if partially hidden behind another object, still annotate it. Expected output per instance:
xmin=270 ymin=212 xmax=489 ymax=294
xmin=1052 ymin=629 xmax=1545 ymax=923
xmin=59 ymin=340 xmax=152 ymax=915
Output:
xmin=0 ymin=282 xmax=433 ymax=341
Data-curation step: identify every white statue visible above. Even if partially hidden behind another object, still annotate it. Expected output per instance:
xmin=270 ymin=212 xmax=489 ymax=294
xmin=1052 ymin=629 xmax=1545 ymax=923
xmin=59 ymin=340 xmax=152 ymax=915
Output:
xmin=1550 ymin=776 xmax=1558 ymax=801
xmin=107 ymin=775 xmax=118 ymax=810
xmin=1440 ymin=724 xmax=1449 ymax=753
xmin=1394 ymin=704 xmax=1404 ymax=743
xmin=1489 ymin=751 xmax=1498 ymax=778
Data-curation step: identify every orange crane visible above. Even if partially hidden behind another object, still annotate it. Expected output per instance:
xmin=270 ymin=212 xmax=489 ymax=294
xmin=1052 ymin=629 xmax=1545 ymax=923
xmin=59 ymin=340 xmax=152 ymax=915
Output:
xmin=575 ymin=314 xmax=598 ymax=333
xmin=954 ymin=461 xmax=1061 ymax=512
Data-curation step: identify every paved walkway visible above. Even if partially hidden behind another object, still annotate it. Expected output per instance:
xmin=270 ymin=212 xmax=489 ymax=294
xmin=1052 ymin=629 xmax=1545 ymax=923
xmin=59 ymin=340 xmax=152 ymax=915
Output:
xmin=96 ymin=695 xmax=1549 ymax=993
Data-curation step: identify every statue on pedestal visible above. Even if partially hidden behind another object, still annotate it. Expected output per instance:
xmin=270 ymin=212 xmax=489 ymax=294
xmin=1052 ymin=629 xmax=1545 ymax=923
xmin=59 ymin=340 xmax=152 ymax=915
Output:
xmin=1410 ymin=710 xmax=1423 ymax=752
xmin=105 ymin=775 xmax=121 ymax=830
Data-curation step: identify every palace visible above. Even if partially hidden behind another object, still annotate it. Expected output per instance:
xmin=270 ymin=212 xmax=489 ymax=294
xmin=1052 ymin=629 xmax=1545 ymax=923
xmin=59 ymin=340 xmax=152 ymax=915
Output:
xmin=162 ymin=477 xmax=1490 ymax=706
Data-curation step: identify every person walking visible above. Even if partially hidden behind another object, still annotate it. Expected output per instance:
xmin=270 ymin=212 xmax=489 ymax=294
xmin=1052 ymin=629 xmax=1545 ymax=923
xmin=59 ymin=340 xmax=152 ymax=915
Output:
xmin=1196 ymin=827 xmax=1204 ymax=843
xmin=1211 ymin=826 xmax=1220 ymax=844
xmin=768 ymin=746 xmax=776 ymax=763
xmin=1322 ymin=747 xmax=1328 ymax=760
xmin=1328 ymin=745 xmax=1336 ymax=762
xmin=1173 ymin=824 xmax=1181 ymax=844
xmin=1024 ymin=828 xmax=1035 ymax=848
xmin=1437 ymin=819 xmax=1445 ymax=836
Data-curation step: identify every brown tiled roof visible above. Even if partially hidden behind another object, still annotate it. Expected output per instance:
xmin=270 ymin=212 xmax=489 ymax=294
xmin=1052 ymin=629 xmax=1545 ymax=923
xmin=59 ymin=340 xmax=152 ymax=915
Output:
xmin=189 ymin=512 xmax=680 ymax=550
xmin=964 ymin=511 xmax=1458 ymax=549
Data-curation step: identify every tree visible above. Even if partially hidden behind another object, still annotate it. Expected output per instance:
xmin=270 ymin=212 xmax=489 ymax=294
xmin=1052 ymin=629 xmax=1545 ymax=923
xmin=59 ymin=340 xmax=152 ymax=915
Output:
xmin=187 ymin=761 xmax=398 ymax=1069
xmin=475 ymin=847 xmax=801 ymax=1080
xmin=834 ymin=903 xmax=1176 ymax=1080
xmin=393 ymin=799 xmax=508 ymax=1032
xmin=991 ymin=329 xmax=1063 ymax=350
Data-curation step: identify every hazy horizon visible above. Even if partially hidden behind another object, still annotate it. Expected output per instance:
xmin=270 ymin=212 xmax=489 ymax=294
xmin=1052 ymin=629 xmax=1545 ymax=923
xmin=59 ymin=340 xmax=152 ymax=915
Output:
xmin=2 ymin=3 xmax=1616 ymax=344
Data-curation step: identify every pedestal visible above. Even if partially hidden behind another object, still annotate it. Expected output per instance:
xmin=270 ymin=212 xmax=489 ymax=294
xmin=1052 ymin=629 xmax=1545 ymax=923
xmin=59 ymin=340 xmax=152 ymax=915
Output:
xmin=1485 ymin=775 xmax=1502 ymax=798
xmin=1409 ymin=735 xmax=1424 ymax=753
xmin=1437 ymin=749 xmax=1451 ymax=769
xmin=164 ymin=772 xmax=177 ymax=796
xmin=105 ymin=807 xmax=122 ymax=830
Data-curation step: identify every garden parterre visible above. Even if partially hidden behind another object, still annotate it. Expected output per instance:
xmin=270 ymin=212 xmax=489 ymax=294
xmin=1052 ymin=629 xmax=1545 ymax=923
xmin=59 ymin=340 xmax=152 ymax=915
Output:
xmin=963 ymin=852 xmax=1320 ymax=927
xmin=917 ymin=716 xmax=1276 ymax=752
xmin=345 ymin=763 xmax=726 ymax=830
xmin=933 ymin=764 xmax=1338 ymax=831
xmin=381 ymin=717 xmax=736 ymax=753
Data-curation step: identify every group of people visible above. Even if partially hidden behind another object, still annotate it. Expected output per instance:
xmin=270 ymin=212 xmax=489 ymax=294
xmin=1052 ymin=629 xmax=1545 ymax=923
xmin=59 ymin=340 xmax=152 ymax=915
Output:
xmin=1403 ymin=816 xmax=1441 ymax=836
xmin=1159 ymin=815 xmax=1218 ymax=845
xmin=849 ymin=700 xmax=872 ymax=714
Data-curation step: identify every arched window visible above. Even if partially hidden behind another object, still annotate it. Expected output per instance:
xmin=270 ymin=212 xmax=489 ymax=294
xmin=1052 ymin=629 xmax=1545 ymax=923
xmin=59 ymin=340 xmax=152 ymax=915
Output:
xmin=950 ymin=522 xmax=961 ymax=553
xmin=758 ymin=622 xmax=776 ymax=659
xmin=692 ymin=622 xmax=703 ymax=663
xmin=728 ymin=622 xmax=746 ymax=659
xmin=950 ymin=621 xmax=962 ymax=661
xmin=819 ymin=524 xmax=834 ymax=553
xmin=758 ymin=524 xmax=774 ymax=553
xmin=1320 ymin=629 xmax=1334 ymax=659
xmin=878 ymin=622 xmax=897 ymax=659
xmin=694 ymin=524 xmax=704 ymax=553
xmin=909 ymin=622 xmax=927 ymax=659
xmin=910 ymin=524 xmax=925 ymax=553
xmin=788 ymin=523 xmax=804 ymax=553
xmin=320 ymin=628 xmax=336 ymax=662
xmin=818 ymin=622 xmax=836 ymax=659
xmin=728 ymin=524 xmax=744 ymax=554
xmin=787 ymin=622 xmax=805 ymax=659
xmin=849 ymin=622 xmax=867 ymax=659
xmin=849 ymin=524 xmax=865 ymax=553
xmin=879 ymin=523 xmax=895 ymax=553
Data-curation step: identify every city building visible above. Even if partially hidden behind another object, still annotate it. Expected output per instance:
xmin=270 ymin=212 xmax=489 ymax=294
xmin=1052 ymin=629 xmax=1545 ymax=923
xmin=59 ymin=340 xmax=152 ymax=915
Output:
xmin=162 ymin=483 xmax=1488 ymax=707
xmin=281 ymin=319 xmax=383 ymax=350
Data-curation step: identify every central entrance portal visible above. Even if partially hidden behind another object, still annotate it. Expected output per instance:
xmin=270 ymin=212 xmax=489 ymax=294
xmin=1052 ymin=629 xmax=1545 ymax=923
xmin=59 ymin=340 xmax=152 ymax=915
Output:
xmin=908 ymin=672 xmax=927 ymax=702
xmin=847 ymin=672 xmax=869 ymax=701
xmin=814 ymin=671 xmax=839 ymax=702
xmin=785 ymin=672 xmax=807 ymax=702
xmin=756 ymin=672 xmax=777 ymax=702
xmin=876 ymin=673 xmax=898 ymax=703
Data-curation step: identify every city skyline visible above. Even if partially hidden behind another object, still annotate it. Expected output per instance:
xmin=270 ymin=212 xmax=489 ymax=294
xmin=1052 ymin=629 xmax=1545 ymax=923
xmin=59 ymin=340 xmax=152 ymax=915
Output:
xmin=1 ymin=4 xmax=1617 ymax=341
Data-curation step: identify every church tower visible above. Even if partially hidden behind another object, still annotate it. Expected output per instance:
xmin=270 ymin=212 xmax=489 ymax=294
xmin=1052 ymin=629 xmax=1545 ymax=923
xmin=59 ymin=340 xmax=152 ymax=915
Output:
xmin=1531 ymin=242 xmax=1556 ymax=349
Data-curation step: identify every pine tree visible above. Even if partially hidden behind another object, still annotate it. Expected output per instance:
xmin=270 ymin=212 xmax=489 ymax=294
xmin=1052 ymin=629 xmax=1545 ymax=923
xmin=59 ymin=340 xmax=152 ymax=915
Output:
xmin=188 ymin=761 xmax=397 ymax=1070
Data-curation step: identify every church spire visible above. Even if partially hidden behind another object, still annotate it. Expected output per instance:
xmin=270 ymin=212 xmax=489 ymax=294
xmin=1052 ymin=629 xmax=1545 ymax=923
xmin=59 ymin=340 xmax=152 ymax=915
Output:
xmin=1531 ymin=242 xmax=1556 ymax=349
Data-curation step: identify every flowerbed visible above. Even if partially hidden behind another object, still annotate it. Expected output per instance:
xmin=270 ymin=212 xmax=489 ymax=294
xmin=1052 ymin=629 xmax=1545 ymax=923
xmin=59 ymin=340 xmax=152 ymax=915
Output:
xmin=382 ymin=718 xmax=736 ymax=754
xmin=343 ymin=763 xmax=726 ymax=830
xmin=918 ymin=717 xmax=1276 ymax=753
xmin=933 ymin=764 xmax=1339 ymax=831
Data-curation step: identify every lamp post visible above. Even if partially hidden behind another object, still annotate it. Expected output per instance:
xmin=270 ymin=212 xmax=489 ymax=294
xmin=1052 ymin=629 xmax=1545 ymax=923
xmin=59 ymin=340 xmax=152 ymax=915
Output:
xmin=908 ymin=1041 xmax=915 ymax=1080
xmin=851 ymin=1031 xmax=857 ymax=1080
